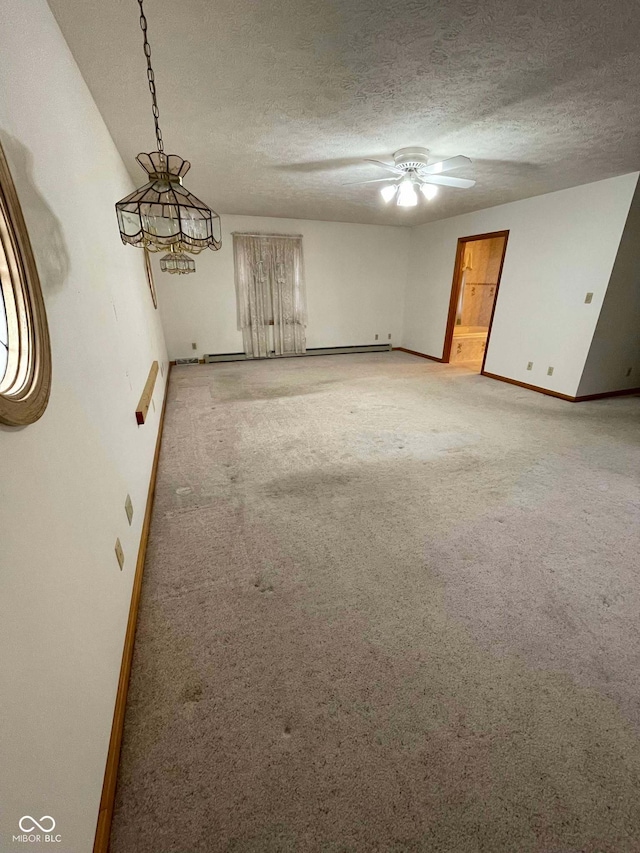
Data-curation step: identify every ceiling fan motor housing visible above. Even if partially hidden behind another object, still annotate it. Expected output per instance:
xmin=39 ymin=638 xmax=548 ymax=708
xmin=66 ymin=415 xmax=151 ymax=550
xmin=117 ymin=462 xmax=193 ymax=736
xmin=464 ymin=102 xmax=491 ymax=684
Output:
xmin=393 ymin=147 xmax=431 ymax=171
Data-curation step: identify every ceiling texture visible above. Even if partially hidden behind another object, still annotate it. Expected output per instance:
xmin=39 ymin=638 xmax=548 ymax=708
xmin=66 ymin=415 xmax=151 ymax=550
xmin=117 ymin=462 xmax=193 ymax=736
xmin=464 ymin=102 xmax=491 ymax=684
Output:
xmin=47 ymin=0 xmax=640 ymax=226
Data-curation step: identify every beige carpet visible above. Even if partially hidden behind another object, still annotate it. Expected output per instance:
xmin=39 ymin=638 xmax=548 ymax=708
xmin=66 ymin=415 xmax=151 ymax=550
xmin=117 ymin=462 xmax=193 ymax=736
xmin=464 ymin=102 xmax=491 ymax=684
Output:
xmin=111 ymin=352 xmax=640 ymax=853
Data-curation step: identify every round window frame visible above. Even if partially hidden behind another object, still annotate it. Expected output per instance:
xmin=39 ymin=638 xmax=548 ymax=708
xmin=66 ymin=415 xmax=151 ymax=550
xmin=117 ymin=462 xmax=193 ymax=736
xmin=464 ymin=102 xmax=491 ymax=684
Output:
xmin=0 ymin=140 xmax=52 ymax=426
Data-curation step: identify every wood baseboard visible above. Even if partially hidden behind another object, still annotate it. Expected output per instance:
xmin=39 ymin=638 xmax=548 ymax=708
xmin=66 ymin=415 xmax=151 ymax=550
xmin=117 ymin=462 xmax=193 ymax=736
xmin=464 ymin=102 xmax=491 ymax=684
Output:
xmin=93 ymin=365 xmax=171 ymax=853
xmin=482 ymin=371 xmax=640 ymax=402
xmin=481 ymin=371 xmax=576 ymax=401
xmin=393 ymin=346 xmax=443 ymax=362
xmin=574 ymin=385 xmax=640 ymax=402
xmin=390 ymin=352 xmax=639 ymax=403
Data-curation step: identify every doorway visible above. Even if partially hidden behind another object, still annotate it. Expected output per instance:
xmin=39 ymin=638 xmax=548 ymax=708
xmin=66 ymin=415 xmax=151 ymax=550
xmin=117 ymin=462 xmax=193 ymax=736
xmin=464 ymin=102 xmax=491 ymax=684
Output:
xmin=442 ymin=230 xmax=509 ymax=372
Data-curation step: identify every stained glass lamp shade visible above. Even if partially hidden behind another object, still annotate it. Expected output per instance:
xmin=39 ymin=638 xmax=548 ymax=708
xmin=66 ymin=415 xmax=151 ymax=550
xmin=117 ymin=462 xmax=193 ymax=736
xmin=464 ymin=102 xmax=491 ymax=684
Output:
xmin=160 ymin=245 xmax=196 ymax=275
xmin=116 ymin=152 xmax=221 ymax=261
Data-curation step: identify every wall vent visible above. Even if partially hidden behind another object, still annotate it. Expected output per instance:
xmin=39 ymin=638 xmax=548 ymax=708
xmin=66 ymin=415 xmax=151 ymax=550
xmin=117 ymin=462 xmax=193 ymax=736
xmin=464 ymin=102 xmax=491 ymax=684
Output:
xmin=175 ymin=357 xmax=200 ymax=365
xmin=203 ymin=344 xmax=391 ymax=364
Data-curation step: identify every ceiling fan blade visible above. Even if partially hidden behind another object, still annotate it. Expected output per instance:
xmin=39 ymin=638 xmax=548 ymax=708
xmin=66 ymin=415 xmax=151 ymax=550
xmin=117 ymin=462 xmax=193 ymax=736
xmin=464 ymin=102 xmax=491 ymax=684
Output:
xmin=345 ymin=178 xmax=399 ymax=186
xmin=421 ymin=175 xmax=476 ymax=188
xmin=421 ymin=155 xmax=472 ymax=175
xmin=364 ymin=159 xmax=404 ymax=175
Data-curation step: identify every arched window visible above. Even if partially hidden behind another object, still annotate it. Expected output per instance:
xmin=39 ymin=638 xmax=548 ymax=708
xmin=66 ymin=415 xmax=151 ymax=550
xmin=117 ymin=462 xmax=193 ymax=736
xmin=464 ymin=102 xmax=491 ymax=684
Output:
xmin=0 ymin=141 xmax=51 ymax=426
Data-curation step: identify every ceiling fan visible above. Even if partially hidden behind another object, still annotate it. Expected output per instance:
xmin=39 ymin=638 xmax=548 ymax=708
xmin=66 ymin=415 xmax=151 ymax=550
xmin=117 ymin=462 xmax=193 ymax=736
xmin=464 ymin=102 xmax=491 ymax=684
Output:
xmin=349 ymin=147 xmax=476 ymax=207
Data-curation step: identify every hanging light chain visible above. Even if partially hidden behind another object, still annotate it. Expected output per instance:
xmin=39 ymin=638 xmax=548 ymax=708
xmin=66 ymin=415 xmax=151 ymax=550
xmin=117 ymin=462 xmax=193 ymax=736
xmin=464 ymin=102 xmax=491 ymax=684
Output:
xmin=137 ymin=0 xmax=164 ymax=154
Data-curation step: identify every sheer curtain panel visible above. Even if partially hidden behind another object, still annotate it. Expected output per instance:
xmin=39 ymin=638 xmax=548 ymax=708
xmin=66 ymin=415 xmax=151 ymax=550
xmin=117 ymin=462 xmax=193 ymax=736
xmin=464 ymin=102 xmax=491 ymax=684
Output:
xmin=233 ymin=234 xmax=307 ymax=358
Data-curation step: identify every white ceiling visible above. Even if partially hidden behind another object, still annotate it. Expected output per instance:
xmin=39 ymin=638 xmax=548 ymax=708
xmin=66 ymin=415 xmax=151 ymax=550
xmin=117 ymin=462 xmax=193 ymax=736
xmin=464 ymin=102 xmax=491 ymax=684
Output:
xmin=48 ymin=0 xmax=640 ymax=226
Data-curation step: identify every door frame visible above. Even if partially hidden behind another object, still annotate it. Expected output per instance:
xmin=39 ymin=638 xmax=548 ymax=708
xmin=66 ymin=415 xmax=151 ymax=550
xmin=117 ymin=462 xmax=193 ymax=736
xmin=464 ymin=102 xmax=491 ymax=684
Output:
xmin=441 ymin=229 xmax=510 ymax=371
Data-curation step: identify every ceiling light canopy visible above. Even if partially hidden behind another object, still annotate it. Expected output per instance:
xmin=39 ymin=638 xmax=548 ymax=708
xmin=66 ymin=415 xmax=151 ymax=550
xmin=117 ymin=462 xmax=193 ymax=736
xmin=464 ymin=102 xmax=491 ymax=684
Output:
xmin=115 ymin=0 xmax=221 ymax=274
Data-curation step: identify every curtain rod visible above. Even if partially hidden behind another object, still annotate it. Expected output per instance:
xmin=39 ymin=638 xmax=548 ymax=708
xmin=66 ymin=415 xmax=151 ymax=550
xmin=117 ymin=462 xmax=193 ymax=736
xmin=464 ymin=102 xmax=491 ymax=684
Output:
xmin=231 ymin=232 xmax=303 ymax=238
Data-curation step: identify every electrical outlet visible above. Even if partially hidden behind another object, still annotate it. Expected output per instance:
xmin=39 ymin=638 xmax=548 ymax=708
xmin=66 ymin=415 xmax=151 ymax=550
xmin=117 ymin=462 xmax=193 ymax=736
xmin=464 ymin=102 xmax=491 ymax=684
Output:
xmin=192 ymin=342 xmax=197 ymax=350
xmin=626 ymin=367 xmax=633 ymax=377
xmin=388 ymin=333 xmax=391 ymax=340
xmin=547 ymin=366 xmax=554 ymax=376
xmin=584 ymin=292 xmax=593 ymax=304
xmin=125 ymin=494 xmax=134 ymax=525
xmin=115 ymin=538 xmax=125 ymax=570
xmin=375 ymin=334 xmax=379 ymax=340
xmin=527 ymin=362 xmax=533 ymax=371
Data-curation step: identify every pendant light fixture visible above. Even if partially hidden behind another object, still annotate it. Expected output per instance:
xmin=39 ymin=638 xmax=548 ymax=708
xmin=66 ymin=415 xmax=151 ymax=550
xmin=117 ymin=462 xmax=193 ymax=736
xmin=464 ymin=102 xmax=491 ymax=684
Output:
xmin=115 ymin=0 xmax=221 ymax=274
xmin=160 ymin=245 xmax=196 ymax=275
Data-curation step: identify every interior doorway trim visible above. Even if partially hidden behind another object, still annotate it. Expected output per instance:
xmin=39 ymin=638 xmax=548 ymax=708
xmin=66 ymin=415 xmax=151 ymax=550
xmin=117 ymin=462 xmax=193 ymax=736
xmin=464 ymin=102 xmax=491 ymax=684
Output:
xmin=441 ymin=230 xmax=510 ymax=368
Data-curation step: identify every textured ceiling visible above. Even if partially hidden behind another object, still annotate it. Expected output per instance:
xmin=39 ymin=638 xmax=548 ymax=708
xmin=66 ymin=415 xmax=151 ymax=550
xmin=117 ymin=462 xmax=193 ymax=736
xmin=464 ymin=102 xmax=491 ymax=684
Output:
xmin=47 ymin=0 xmax=640 ymax=226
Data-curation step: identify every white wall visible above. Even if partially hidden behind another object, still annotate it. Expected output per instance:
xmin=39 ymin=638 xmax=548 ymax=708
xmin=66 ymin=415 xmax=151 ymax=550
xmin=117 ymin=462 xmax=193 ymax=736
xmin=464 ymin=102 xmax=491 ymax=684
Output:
xmin=155 ymin=214 xmax=410 ymax=360
xmin=577 ymin=181 xmax=640 ymax=397
xmin=0 ymin=3 xmax=168 ymax=852
xmin=403 ymin=173 xmax=639 ymax=397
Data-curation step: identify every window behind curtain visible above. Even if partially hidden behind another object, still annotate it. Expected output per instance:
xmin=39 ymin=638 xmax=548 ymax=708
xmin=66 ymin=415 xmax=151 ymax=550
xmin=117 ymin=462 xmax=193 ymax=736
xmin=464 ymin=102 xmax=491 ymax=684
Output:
xmin=233 ymin=233 xmax=307 ymax=358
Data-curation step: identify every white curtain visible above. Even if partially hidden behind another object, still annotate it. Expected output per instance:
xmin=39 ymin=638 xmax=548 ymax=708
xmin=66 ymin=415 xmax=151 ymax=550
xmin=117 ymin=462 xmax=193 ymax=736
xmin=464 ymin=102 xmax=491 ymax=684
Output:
xmin=233 ymin=234 xmax=307 ymax=358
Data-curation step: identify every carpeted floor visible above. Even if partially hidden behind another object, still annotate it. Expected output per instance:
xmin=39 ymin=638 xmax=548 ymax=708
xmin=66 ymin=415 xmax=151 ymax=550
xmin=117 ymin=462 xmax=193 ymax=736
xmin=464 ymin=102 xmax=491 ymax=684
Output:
xmin=111 ymin=352 xmax=640 ymax=853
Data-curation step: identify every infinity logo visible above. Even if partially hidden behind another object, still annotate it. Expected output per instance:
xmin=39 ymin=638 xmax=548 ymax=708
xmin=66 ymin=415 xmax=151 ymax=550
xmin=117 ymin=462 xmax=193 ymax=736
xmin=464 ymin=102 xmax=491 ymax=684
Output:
xmin=19 ymin=816 xmax=56 ymax=833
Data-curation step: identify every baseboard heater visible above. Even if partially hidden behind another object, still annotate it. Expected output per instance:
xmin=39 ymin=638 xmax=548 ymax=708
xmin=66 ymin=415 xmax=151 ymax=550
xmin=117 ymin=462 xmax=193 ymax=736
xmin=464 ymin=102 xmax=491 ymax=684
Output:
xmin=203 ymin=344 xmax=391 ymax=364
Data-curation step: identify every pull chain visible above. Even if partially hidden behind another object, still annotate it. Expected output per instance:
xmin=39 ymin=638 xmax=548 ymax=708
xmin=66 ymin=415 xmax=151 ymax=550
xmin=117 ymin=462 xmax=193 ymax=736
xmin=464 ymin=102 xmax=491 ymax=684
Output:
xmin=137 ymin=0 xmax=164 ymax=155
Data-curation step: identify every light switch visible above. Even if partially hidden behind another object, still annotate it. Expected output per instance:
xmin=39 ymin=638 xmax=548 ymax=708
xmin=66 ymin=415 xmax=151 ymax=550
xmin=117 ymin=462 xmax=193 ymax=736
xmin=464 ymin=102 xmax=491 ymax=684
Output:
xmin=585 ymin=292 xmax=593 ymax=304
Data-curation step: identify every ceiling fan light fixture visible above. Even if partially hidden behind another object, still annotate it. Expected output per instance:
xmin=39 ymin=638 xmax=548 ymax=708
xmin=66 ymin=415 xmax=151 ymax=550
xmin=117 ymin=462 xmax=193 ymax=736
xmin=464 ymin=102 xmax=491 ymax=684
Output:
xmin=420 ymin=183 xmax=439 ymax=201
xmin=356 ymin=147 xmax=475 ymax=209
xmin=397 ymin=180 xmax=418 ymax=207
xmin=380 ymin=184 xmax=398 ymax=203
